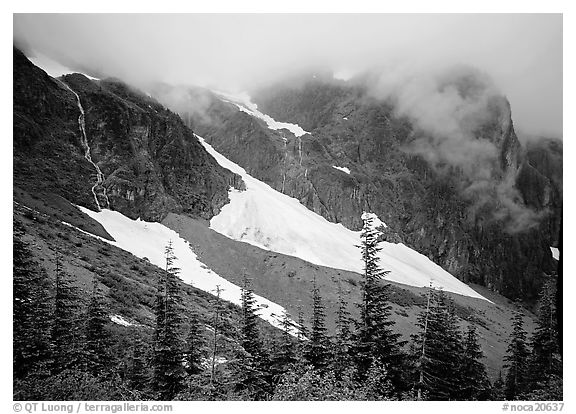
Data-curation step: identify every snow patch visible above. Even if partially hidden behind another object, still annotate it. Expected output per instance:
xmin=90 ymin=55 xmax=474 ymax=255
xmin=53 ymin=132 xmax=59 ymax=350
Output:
xmin=60 ymin=221 xmax=112 ymax=243
xmin=343 ymin=117 xmax=348 ymax=120
xmin=199 ymin=135 xmax=489 ymax=302
xmin=110 ymin=314 xmax=135 ymax=327
xmin=550 ymin=247 xmax=560 ymax=261
xmin=361 ymin=211 xmax=387 ymax=229
xmin=76 ymin=206 xmax=300 ymax=333
xmin=214 ymin=91 xmax=309 ymax=138
xmin=332 ymin=165 xmax=351 ymax=175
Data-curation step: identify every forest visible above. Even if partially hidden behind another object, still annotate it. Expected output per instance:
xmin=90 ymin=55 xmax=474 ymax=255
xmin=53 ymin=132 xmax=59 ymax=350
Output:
xmin=13 ymin=215 xmax=562 ymax=401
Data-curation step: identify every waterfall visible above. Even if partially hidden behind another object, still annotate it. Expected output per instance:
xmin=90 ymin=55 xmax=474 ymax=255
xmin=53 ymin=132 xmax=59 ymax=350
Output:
xmin=58 ymin=79 xmax=110 ymax=210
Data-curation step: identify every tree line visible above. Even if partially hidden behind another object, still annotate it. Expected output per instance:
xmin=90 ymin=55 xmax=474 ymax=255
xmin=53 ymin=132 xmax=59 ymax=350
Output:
xmin=13 ymin=216 xmax=562 ymax=400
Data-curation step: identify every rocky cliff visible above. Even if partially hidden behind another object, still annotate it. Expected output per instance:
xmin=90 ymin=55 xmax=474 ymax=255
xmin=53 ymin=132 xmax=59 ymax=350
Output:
xmin=13 ymin=47 xmax=243 ymax=222
xmin=153 ymin=72 xmax=561 ymax=304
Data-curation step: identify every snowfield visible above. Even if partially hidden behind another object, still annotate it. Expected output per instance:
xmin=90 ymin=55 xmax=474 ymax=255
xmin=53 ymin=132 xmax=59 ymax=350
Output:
xmin=76 ymin=207 xmax=299 ymax=333
xmin=550 ymin=247 xmax=560 ymax=261
xmin=214 ymin=91 xmax=309 ymax=137
xmin=198 ymin=135 xmax=488 ymax=302
xmin=332 ymin=165 xmax=351 ymax=175
xmin=110 ymin=314 xmax=137 ymax=327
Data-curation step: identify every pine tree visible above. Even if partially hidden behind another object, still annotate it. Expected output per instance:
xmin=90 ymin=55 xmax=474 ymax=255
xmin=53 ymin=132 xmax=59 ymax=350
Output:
xmin=209 ymin=285 xmax=223 ymax=389
xmin=127 ymin=336 xmax=149 ymax=392
xmin=353 ymin=213 xmax=406 ymax=392
xmin=13 ymin=221 xmax=52 ymax=379
xmin=270 ymin=310 xmax=298 ymax=383
xmin=183 ymin=312 xmax=205 ymax=376
xmin=305 ymin=276 xmax=330 ymax=370
xmin=84 ymin=278 xmax=111 ymax=376
xmin=458 ymin=324 xmax=492 ymax=400
xmin=51 ymin=255 xmax=84 ymax=373
xmin=503 ymin=311 xmax=530 ymax=400
xmin=492 ymin=371 xmax=506 ymax=400
xmin=411 ymin=288 xmax=464 ymax=400
xmin=232 ymin=275 xmax=271 ymax=399
xmin=529 ymin=278 xmax=561 ymax=382
xmin=525 ymin=277 xmax=562 ymax=399
xmin=295 ymin=304 xmax=308 ymax=359
xmin=331 ymin=283 xmax=353 ymax=376
xmin=152 ymin=241 xmax=186 ymax=400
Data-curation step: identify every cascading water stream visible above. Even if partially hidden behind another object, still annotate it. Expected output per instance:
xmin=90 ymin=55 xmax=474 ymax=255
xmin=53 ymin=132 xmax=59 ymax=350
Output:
xmin=58 ymin=79 xmax=110 ymax=210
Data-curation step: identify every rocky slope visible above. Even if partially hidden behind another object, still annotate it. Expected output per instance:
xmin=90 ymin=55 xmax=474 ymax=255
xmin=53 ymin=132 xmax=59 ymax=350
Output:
xmin=14 ymin=47 xmax=243 ymax=222
xmin=152 ymin=73 xmax=561 ymax=304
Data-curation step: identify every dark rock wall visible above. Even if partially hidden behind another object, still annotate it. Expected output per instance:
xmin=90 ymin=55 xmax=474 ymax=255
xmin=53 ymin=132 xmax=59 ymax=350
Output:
xmin=13 ymin=47 xmax=242 ymax=222
xmin=155 ymin=78 xmax=560 ymax=304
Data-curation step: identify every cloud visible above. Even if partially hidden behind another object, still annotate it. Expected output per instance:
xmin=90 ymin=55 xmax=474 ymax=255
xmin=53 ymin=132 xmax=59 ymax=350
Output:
xmin=365 ymin=63 xmax=545 ymax=233
xmin=13 ymin=13 xmax=561 ymax=137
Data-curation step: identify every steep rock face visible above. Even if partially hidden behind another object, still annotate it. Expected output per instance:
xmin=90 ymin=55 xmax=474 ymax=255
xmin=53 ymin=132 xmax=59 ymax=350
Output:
xmin=252 ymin=76 xmax=560 ymax=302
xmin=153 ymin=73 xmax=560 ymax=303
xmin=13 ymin=48 xmax=242 ymax=222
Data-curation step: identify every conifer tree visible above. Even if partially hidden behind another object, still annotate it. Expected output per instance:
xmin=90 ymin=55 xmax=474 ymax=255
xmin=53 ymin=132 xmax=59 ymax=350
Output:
xmin=270 ymin=310 xmax=298 ymax=382
xmin=492 ymin=371 xmax=506 ymax=400
xmin=84 ymin=278 xmax=111 ymax=376
xmin=152 ymin=241 xmax=186 ymax=400
xmin=13 ymin=221 xmax=52 ymax=379
xmin=458 ymin=324 xmax=492 ymax=400
xmin=523 ymin=277 xmax=562 ymax=399
xmin=183 ymin=312 xmax=205 ymax=376
xmin=528 ymin=278 xmax=562 ymax=385
xmin=353 ymin=213 xmax=406 ymax=391
xmin=331 ymin=283 xmax=353 ymax=375
xmin=411 ymin=288 xmax=464 ymax=400
xmin=305 ymin=276 xmax=330 ymax=370
xmin=295 ymin=304 xmax=308 ymax=359
xmin=127 ymin=336 xmax=149 ymax=392
xmin=232 ymin=275 xmax=271 ymax=399
xmin=503 ymin=311 xmax=530 ymax=400
xmin=51 ymin=255 xmax=84 ymax=373
xmin=278 ymin=310 xmax=297 ymax=366
xmin=209 ymin=285 xmax=223 ymax=388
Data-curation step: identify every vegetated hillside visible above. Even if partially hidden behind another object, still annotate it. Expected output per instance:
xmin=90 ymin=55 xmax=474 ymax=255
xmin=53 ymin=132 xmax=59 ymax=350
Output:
xmin=153 ymin=73 xmax=561 ymax=304
xmin=161 ymin=213 xmax=537 ymax=379
xmin=13 ymin=186 xmax=537 ymax=383
xmin=13 ymin=47 xmax=243 ymax=223
xmin=13 ymin=192 xmax=281 ymax=400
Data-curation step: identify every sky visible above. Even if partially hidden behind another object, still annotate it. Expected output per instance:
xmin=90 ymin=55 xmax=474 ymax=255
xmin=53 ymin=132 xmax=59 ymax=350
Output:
xmin=13 ymin=13 xmax=562 ymax=137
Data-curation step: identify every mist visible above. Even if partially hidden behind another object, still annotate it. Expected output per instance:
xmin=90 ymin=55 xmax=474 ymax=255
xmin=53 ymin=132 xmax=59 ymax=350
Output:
xmin=13 ymin=13 xmax=561 ymax=138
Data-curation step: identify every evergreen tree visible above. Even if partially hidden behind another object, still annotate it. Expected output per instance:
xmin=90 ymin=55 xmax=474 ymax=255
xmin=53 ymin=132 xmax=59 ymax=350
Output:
xmin=492 ymin=371 xmax=506 ymax=400
xmin=84 ymin=278 xmax=111 ymax=376
xmin=503 ymin=311 xmax=530 ymax=400
xmin=209 ymin=285 xmax=224 ymax=388
xmin=361 ymin=359 xmax=395 ymax=400
xmin=51 ymin=255 xmax=84 ymax=373
xmin=353 ymin=213 xmax=406 ymax=391
xmin=411 ymin=288 xmax=464 ymax=400
xmin=524 ymin=277 xmax=562 ymax=399
xmin=331 ymin=283 xmax=353 ymax=375
xmin=270 ymin=310 xmax=298 ymax=382
xmin=458 ymin=324 xmax=492 ymax=400
xmin=528 ymin=278 xmax=562 ymax=385
xmin=305 ymin=276 xmax=330 ymax=370
xmin=231 ymin=275 xmax=271 ymax=399
xmin=13 ymin=221 xmax=52 ymax=379
xmin=152 ymin=241 xmax=186 ymax=399
xmin=183 ymin=312 xmax=205 ymax=376
xmin=127 ymin=336 xmax=149 ymax=392
xmin=295 ymin=304 xmax=308 ymax=359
